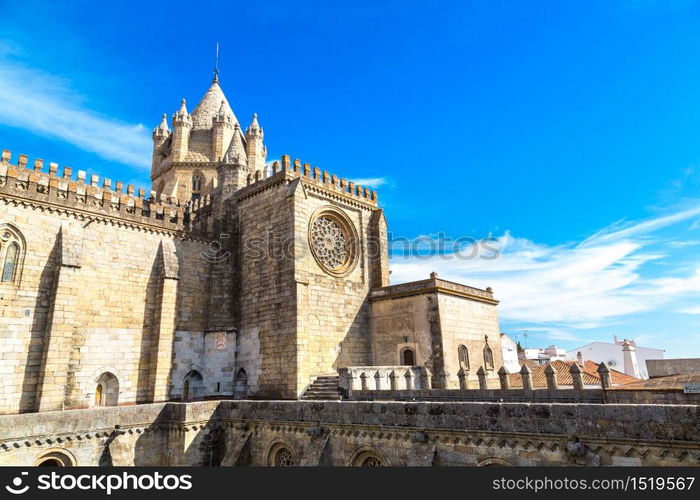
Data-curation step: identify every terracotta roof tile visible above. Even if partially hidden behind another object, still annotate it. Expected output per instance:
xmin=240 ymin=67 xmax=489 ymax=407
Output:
xmin=507 ymin=360 xmax=640 ymax=389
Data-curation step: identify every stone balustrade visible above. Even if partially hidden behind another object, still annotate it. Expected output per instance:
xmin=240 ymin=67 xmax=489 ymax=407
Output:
xmin=338 ymin=362 xmax=700 ymax=404
xmin=338 ymin=366 xmax=431 ymax=394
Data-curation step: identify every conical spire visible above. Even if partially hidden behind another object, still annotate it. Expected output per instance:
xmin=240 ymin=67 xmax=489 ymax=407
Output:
xmin=246 ymin=113 xmax=263 ymax=139
xmin=223 ymin=124 xmax=247 ymax=165
xmin=249 ymin=113 xmax=260 ymax=130
xmin=173 ymin=98 xmax=190 ymax=124
xmin=191 ymin=78 xmax=236 ymax=129
xmin=153 ymin=113 xmax=170 ymax=136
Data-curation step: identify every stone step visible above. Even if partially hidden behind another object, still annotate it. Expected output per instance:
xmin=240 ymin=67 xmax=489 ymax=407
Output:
xmin=301 ymin=375 xmax=343 ymax=400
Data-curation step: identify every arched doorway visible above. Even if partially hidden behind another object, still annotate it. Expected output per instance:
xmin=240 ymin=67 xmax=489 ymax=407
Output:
xmin=182 ymin=370 xmax=204 ymax=401
xmin=400 ymin=348 xmax=415 ymax=366
xmin=234 ymin=368 xmax=248 ymax=398
xmin=94 ymin=372 xmax=119 ymax=406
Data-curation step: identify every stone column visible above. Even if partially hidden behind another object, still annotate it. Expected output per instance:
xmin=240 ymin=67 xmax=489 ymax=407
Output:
xmin=520 ymin=364 xmax=533 ymax=391
xmin=151 ymin=239 xmax=179 ymax=402
xmin=405 ymin=369 xmax=415 ymax=390
xmin=544 ymin=363 xmax=558 ymax=390
xmin=37 ymin=225 xmax=83 ymax=412
xmin=360 ymin=372 xmax=369 ymax=391
xmin=597 ymin=362 xmax=612 ymax=389
xmin=457 ymin=368 xmax=469 ymax=390
xmin=389 ymin=370 xmax=399 ymax=390
xmin=497 ymin=366 xmax=510 ymax=389
xmin=37 ymin=267 xmax=81 ymax=412
xmin=422 ymin=368 xmax=433 ymax=390
xmin=569 ymin=362 xmax=584 ymax=390
xmin=476 ymin=366 xmax=487 ymax=390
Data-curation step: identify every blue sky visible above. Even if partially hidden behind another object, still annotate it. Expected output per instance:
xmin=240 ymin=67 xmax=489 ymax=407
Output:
xmin=1 ymin=0 xmax=700 ymax=357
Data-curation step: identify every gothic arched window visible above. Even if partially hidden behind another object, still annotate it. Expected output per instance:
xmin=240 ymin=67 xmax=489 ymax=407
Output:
xmin=400 ymin=347 xmax=415 ymax=366
xmin=94 ymin=372 xmax=119 ymax=407
xmin=2 ymin=242 xmax=18 ymax=282
xmin=483 ymin=346 xmax=494 ymax=371
xmin=458 ymin=345 xmax=470 ymax=370
xmin=191 ymin=174 xmax=202 ymax=201
xmin=0 ymin=225 xmax=24 ymax=285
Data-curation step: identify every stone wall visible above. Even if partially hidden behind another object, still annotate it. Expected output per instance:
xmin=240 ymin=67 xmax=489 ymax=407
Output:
xmin=1 ymin=400 xmax=698 ymax=467
xmin=294 ymin=180 xmax=377 ymax=395
xmin=437 ymin=293 xmax=504 ymax=388
xmin=0 ymin=165 xmax=213 ymax=413
xmin=233 ymin=166 xmax=383 ymax=398
xmin=647 ymin=358 xmax=700 ymax=378
xmin=370 ymin=294 xmax=433 ymax=366
xmin=369 ymin=278 xmax=503 ymax=389
xmin=234 ymin=175 xmax=298 ymax=398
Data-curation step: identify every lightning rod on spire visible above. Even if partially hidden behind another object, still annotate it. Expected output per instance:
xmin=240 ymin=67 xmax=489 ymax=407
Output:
xmin=214 ymin=42 xmax=220 ymax=81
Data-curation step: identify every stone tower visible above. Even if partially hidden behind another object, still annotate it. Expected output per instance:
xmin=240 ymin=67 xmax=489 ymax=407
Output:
xmin=150 ymin=75 xmax=266 ymax=203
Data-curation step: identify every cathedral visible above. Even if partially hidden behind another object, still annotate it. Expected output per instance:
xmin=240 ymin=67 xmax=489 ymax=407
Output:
xmin=1 ymin=75 xmax=699 ymax=469
xmin=0 ymin=74 xmax=504 ymax=415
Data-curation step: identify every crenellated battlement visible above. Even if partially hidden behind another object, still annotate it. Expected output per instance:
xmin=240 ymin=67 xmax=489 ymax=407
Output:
xmin=239 ymin=154 xmax=379 ymax=206
xmin=0 ymin=149 xmax=213 ymax=236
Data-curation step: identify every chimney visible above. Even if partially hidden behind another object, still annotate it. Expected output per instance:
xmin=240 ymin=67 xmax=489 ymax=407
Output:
xmin=576 ymin=351 xmax=584 ymax=366
xmin=621 ymin=339 xmax=641 ymax=379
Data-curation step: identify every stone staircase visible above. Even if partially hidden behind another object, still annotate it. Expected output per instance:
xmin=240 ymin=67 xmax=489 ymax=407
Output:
xmin=301 ymin=375 xmax=343 ymax=400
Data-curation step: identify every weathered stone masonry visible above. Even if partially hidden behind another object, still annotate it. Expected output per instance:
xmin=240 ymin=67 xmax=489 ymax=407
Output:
xmin=0 ymin=400 xmax=698 ymax=466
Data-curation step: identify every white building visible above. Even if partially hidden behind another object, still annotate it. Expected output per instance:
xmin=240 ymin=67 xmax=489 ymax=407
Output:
xmin=565 ymin=336 xmax=664 ymax=379
xmin=499 ymin=333 xmax=521 ymax=373
xmin=521 ymin=345 xmax=567 ymax=365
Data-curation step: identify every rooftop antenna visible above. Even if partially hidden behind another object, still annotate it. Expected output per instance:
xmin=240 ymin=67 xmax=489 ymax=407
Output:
xmin=214 ymin=42 xmax=220 ymax=80
xmin=521 ymin=329 xmax=530 ymax=349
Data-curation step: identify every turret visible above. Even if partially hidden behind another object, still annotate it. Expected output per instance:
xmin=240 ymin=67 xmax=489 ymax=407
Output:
xmin=171 ymin=98 xmax=192 ymax=162
xmin=223 ymin=123 xmax=247 ymax=166
xmin=245 ymin=113 xmax=266 ymax=176
xmin=212 ymin=100 xmax=234 ymax=161
xmin=218 ymin=123 xmax=249 ymax=192
xmin=152 ymin=113 xmax=170 ymax=176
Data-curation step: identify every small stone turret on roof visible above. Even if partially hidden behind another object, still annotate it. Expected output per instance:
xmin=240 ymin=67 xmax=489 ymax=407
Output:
xmin=173 ymin=98 xmax=190 ymax=123
xmin=153 ymin=113 xmax=170 ymax=137
xmin=223 ymin=124 xmax=247 ymax=165
xmin=246 ymin=113 xmax=263 ymax=137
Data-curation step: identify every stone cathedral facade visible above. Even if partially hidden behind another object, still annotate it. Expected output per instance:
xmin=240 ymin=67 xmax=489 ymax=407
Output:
xmin=0 ymin=75 xmax=504 ymax=416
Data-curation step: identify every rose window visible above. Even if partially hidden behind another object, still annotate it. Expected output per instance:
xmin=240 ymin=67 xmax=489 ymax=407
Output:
xmin=309 ymin=210 xmax=357 ymax=276
xmin=360 ymin=456 xmax=384 ymax=467
xmin=311 ymin=217 xmax=348 ymax=270
xmin=274 ymin=447 xmax=295 ymax=467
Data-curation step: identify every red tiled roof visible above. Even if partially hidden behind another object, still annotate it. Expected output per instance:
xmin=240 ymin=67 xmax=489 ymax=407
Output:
xmin=506 ymin=360 xmax=640 ymax=389
xmin=580 ymin=360 xmax=639 ymax=386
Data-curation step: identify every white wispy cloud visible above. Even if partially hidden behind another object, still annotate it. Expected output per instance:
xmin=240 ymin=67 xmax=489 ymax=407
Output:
xmin=389 ymin=205 xmax=700 ymax=328
xmin=349 ymin=177 xmax=388 ymax=188
xmin=0 ymin=53 xmax=151 ymax=170
xmin=678 ymin=305 xmax=700 ymax=314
